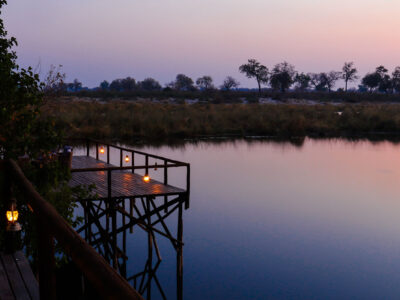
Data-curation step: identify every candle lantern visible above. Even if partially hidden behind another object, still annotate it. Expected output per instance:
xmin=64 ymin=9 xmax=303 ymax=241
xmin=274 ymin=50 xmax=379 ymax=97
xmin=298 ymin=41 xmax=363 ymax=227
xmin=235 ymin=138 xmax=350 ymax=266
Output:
xmin=6 ymin=200 xmax=21 ymax=232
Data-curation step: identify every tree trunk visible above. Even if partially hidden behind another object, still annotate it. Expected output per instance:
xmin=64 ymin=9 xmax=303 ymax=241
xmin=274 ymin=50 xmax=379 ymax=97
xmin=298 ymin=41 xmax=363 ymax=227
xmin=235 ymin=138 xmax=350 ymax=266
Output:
xmin=257 ymin=80 xmax=261 ymax=94
xmin=345 ymin=80 xmax=348 ymax=92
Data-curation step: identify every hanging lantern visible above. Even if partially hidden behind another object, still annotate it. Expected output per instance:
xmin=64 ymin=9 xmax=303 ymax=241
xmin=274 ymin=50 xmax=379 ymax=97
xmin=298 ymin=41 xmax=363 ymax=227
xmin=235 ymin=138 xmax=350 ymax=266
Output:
xmin=154 ymin=162 xmax=158 ymax=171
xmin=143 ymin=174 xmax=150 ymax=182
xmin=99 ymin=146 xmax=105 ymax=154
xmin=125 ymin=155 xmax=130 ymax=163
xmin=6 ymin=201 xmax=21 ymax=232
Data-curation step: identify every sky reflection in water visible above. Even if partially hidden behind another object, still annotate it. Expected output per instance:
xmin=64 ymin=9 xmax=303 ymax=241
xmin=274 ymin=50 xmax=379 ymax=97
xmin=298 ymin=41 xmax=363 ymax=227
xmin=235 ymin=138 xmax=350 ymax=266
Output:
xmin=80 ymin=138 xmax=400 ymax=299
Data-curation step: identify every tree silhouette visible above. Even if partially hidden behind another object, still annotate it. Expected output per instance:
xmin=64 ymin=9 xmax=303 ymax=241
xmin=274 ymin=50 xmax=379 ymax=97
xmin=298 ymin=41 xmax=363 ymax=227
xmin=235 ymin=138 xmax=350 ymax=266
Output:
xmin=196 ymin=76 xmax=214 ymax=90
xmin=269 ymin=62 xmax=296 ymax=92
xmin=294 ymin=73 xmax=311 ymax=91
xmin=221 ymin=76 xmax=240 ymax=91
xmin=174 ymin=74 xmax=195 ymax=91
xmin=342 ymin=62 xmax=358 ymax=92
xmin=239 ymin=59 xmax=269 ymax=94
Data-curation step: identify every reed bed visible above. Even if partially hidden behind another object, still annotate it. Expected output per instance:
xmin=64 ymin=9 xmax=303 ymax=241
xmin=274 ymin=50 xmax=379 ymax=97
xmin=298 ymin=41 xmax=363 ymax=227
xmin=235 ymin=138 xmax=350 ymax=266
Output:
xmin=41 ymin=100 xmax=400 ymax=141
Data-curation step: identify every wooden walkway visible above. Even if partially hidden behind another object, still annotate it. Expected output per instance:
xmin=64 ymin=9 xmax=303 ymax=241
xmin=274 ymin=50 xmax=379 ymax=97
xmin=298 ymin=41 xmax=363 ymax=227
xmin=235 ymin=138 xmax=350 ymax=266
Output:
xmin=0 ymin=251 xmax=39 ymax=300
xmin=70 ymin=156 xmax=186 ymax=199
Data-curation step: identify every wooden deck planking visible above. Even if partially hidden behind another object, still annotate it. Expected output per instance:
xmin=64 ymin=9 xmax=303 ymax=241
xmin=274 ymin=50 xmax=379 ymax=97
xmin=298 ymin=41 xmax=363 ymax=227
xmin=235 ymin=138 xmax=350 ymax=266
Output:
xmin=70 ymin=156 xmax=185 ymax=199
xmin=0 ymin=251 xmax=39 ymax=300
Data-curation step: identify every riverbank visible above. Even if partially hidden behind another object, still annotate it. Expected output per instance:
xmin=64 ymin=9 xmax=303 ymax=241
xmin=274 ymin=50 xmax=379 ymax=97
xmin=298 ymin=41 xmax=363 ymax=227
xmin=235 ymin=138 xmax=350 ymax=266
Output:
xmin=41 ymin=98 xmax=400 ymax=142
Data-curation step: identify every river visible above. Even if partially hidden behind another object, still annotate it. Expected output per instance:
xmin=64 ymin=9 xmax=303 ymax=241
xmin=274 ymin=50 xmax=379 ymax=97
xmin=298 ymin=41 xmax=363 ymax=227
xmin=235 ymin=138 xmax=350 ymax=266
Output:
xmin=75 ymin=138 xmax=400 ymax=299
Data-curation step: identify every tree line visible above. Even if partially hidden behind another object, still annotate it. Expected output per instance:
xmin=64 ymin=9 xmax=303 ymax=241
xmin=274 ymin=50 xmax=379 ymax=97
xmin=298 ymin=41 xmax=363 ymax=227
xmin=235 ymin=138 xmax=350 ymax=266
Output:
xmin=48 ymin=60 xmax=400 ymax=95
xmin=239 ymin=59 xmax=400 ymax=94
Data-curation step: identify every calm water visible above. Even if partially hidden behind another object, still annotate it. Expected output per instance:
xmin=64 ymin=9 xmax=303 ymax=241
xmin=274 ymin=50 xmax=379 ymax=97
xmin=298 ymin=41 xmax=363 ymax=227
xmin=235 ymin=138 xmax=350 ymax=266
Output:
xmin=77 ymin=138 xmax=400 ymax=299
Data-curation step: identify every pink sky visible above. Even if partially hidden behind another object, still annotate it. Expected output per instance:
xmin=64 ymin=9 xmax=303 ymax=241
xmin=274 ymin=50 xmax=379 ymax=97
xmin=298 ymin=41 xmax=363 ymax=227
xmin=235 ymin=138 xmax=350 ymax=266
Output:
xmin=3 ymin=0 xmax=400 ymax=88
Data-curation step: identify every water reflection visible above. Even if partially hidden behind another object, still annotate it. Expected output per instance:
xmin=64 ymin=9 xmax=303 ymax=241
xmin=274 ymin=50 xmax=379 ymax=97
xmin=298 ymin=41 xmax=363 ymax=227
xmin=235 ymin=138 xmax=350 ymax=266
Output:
xmin=74 ymin=138 xmax=400 ymax=300
xmin=77 ymin=194 xmax=186 ymax=300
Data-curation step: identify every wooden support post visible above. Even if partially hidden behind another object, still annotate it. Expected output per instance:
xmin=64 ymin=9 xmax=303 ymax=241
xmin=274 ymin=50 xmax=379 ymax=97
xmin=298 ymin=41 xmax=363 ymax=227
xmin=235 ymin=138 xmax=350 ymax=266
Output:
xmin=96 ymin=142 xmax=99 ymax=160
xmin=87 ymin=202 xmax=92 ymax=243
xmin=145 ymin=155 xmax=149 ymax=175
xmin=131 ymin=151 xmax=135 ymax=173
xmin=122 ymin=199 xmax=126 ymax=253
xmin=84 ymin=207 xmax=88 ymax=240
xmin=120 ymin=149 xmax=123 ymax=167
xmin=38 ymin=219 xmax=57 ymax=300
xmin=86 ymin=139 xmax=90 ymax=157
xmin=112 ymin=198 xmax=117 ymax=270
xmin=185 ymin=165 xmax=191 ymax=209
xmin=146 ymin=197 xmax=153 ymax=300
xmin=107 ymin=145 xmax=110 ymax=164
xmin=106 ymin=169 xmax=112 ymax=237
xmin=129 ymin=198 xmax=134 ymax=233
xmin=164 ymin=159 xmax=168 ymax=212
xmin=177 ymin=201 xmax=183 ymax=300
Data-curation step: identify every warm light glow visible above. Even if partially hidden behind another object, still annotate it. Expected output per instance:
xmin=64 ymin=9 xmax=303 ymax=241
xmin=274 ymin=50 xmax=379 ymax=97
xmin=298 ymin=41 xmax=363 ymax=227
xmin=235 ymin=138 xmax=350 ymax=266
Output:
xmin=143 ymin=175 xmax=150 ymax=182
xmin=125 ymin=155 xmax=130 ymax=163
xmin=99 ymin=146 xmax=105 ymax=154
xmin=6 ymin=210 xmax=18 ymax=222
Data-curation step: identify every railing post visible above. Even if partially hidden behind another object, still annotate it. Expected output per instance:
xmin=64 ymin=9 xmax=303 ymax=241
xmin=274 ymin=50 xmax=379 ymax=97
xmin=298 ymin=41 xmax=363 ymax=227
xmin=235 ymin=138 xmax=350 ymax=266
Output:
xmin=86 ymin=139 xmax=90 ymax=157
xmin=163 ymin=160 xmax=168 ymax=185
xmin=131 ymin=152 xmax=135 ymax=174
xmin=107 ymin=145 xmax=110 ymax=164
xmin=38 ymin=219 xmax=57 ymax=300
xmin=185 ymin=165 xmax=190 ymax=209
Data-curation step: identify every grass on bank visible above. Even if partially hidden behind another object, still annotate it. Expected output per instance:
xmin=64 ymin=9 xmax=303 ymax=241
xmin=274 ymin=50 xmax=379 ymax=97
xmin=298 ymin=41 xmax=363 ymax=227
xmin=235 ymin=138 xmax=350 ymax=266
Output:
xmin=41 ymin=99 xmax=400 ymax=142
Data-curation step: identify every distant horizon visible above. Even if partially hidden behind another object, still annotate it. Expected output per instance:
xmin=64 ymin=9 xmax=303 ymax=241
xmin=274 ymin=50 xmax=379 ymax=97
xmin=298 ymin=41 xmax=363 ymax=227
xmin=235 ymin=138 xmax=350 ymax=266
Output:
xmin=3 ymin=0 xmax=400 ymax=89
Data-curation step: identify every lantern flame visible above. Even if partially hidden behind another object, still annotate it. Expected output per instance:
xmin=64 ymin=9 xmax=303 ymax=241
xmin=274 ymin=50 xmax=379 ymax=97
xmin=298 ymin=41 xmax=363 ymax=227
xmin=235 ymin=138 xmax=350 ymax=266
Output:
xmin=125 ymin=155 xmax=130 ymax=163
xmin=99 ymin=146 xmax=105 ymax=154
xmin=143 ymin=175 xmax=150 ymax=182
xmin=6 ymin=210 xmax=18 ymax=222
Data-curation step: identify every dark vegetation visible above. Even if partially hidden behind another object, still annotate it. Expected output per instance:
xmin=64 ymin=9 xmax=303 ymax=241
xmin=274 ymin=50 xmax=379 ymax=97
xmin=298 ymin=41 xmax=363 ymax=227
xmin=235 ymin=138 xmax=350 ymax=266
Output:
xmin=42 ymin=100 xmax=400 ymax=142
xmin=0 ymin=0 xmax=88 ymax=288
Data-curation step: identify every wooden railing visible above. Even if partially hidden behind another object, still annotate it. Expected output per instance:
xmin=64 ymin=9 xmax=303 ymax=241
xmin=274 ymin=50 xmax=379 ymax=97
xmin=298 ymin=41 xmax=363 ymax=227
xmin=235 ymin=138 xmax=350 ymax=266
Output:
xmin=71 ymin=138 xmax=191 ymax=207
xmin=5 ymin=159 xmax=144 ymax=300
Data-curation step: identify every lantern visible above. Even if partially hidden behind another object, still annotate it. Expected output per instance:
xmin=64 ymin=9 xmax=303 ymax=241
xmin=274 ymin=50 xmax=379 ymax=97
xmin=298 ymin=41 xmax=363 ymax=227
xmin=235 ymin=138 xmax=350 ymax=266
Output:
xmin=143 ymin=174 xmax=150 ymax=182
xmin=99 ymin=146 xmax=105 ymax=154
xmin=6 ymin=201 xmax=21 ymax=232
xmin=154 ymin=162 xmax=158 ymax=171
xmin=125 ymin=155 xmax=130 ymax=163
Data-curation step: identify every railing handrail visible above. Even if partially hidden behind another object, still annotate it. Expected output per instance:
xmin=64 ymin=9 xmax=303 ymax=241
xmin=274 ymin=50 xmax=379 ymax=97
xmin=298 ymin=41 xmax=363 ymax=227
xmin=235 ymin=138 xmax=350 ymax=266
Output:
xmin=6 ymin=159 xmax=144 ymax=300
xmin=70 ymin=163 xmax=186 ymax=173
xmin=67 ymin=138 xmax=189 ymax=166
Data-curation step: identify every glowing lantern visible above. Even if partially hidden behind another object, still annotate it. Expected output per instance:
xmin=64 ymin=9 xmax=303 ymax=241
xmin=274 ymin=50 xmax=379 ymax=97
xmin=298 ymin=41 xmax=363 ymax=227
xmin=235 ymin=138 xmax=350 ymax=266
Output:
xmin=125 ymin=155 xmax=130 ymax=163
xmin=99 ymin=146 xmax=105 ymax=154
xmin=6 ymin=201 xmax=21 ymax=232
xmin=143 ymin=174 xmax=150 ymax=182
xmin=6 ymin=210 xmax=18 ymax=223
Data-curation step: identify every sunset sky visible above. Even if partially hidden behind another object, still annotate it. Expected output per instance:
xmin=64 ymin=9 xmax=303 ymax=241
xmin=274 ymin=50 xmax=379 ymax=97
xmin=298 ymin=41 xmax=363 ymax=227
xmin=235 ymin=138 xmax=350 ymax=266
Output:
xmin=3 ymin=0 xmax=400 ymax=88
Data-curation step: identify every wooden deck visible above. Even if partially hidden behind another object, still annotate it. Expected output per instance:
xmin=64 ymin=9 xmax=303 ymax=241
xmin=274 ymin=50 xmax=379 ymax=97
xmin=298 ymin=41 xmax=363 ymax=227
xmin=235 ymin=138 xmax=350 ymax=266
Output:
xmin=70 ymin=156 xmax=186 ymax=199
xmin=0 ymin=251 xmax=39 ymax=300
